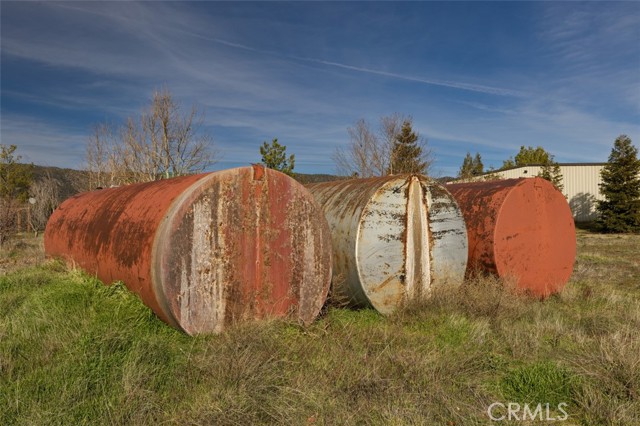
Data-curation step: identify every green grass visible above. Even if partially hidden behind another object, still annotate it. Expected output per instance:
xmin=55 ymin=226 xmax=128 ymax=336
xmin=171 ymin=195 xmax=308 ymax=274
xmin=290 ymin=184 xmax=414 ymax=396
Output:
xmin=1 ymin=231 xmax=639 ymax=425
xmin=500 ymin=361 xmax=578 ymax=407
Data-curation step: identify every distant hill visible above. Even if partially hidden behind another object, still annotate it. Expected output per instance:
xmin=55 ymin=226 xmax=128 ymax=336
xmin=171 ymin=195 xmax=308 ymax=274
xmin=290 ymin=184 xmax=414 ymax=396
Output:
xmin=29 ymin=165 xmax=343 ymax=202
xmin=31 ymin=165 xmax=452 ymax=198
xmin=435 ymin=176 xmax=456 ymax=184
xmin=295 ymin=173 xmax=344 ymax=184
xmin=32 ymin=165 xmax=89 ymax=201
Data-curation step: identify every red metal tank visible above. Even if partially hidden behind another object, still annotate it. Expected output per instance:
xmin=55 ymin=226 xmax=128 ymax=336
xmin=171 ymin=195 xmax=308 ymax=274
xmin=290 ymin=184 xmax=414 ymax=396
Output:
xmin=447 ymin=177 xmax=576 ymax=297
xmin=44 ymin=166 xmax=332 ymax=334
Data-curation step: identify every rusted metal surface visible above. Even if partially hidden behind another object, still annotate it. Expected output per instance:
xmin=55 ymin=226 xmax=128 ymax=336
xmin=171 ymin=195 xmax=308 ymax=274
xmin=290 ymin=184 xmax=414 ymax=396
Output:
xmin=307 ymin=175 xmax=468 ymax=314
xmin=447 ymin=177 xmax=576 ymax=297
xmin=44 ymin=166 xmax=332 ymax=335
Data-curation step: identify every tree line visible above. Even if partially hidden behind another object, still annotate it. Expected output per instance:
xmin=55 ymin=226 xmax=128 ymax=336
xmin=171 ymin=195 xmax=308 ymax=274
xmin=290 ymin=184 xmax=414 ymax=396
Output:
xmin=1 ymin=87 xmax=638 ymax=243
xmin=455 ymin=137 xmax=640 ymax=233
xmin=458 ymin=146 xmax=564 ymax=192
xmin=0 ymin=146 xmax=67 ymax=243
xmin=89 ymin=88 xmax=635 ymax=233
xmin=85 ymin=90 xmax=434 ymax=185
xmin=333 ymin=113 xmax=432 ymax=178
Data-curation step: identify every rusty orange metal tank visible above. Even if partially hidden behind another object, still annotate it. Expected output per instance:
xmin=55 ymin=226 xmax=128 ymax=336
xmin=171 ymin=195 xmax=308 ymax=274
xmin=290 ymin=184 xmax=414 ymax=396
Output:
xmin=307 ymin=175 xmax=468 ymax=314
xmin=447 ymin=177 xmax=576 ymax=297
xmin=44 ymin=166 xmax=332 ymax=335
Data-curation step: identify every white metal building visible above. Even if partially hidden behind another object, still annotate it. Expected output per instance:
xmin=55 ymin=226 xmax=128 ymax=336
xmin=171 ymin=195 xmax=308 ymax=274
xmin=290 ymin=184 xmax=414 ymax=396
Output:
xmin=491 ymin=163 xmax=605 ymax=221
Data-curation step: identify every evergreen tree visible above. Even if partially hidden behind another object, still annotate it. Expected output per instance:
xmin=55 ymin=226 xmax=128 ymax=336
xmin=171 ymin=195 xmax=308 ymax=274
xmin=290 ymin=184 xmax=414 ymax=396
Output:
xmin=388 ymin=121 xmax=427 ymax=174
xmin=0 ymin=144 xmax=33 ymax=202
xmin=458 ymin=152 xmax=484 ymax=179
xmin=596 ymin=135 xmax=640 ymax=233
xmin=458 ymin=152 xmax=474 ymax=179
xmin=260 ymin=138 xmax=295 ymax=177
xmin=539 ymin=162 xmax=564 ymax=193
xmin=472 ymin=153 xmax=484 ymax=176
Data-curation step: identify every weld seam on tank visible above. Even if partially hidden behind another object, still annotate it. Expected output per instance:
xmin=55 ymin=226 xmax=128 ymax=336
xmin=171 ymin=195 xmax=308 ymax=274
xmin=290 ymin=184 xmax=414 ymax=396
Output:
xmin=307 ymin=174 xmax=468 ymax=314
xmin=151 ymin=172 xmax=215 ymax=331
xmin=45 ymin=166 xmax=333 ymax=335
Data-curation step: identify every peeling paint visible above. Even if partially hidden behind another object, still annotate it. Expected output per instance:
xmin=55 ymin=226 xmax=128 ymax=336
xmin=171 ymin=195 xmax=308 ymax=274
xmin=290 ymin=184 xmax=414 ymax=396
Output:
xmin=307 ymin=174 xmax=468 ymax=314
xmin=44 ymin=166 xmax=333 ymax=335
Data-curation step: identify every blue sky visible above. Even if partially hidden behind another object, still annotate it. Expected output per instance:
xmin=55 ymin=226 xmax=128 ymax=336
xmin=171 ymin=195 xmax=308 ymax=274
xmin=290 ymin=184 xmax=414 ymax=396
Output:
xmin=1 ymin=1 xmax=639 ymax=177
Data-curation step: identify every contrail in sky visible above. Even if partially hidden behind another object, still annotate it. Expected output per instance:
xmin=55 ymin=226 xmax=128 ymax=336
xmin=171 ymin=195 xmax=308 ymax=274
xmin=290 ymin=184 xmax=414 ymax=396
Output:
xmin=191 ymin=32 xmax=528 ymax=98
xmin=48 ymin=3 xmax=528 ymax=99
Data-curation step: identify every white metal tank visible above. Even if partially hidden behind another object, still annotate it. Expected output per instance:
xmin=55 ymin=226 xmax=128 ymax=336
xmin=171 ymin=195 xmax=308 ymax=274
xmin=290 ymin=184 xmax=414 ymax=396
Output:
xmin=307 ymin=174 xmax=468 ymax=314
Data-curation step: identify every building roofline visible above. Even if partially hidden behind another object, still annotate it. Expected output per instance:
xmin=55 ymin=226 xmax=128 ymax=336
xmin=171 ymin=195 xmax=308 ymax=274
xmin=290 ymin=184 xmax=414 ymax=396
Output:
xmin=557 ymin=162 xmax=606 ymax=166
xmin=486 ymin=162 xmax=606 ymax=174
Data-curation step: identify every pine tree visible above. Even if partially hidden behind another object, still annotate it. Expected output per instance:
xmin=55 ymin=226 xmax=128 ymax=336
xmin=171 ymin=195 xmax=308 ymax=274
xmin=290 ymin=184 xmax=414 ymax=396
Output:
xmin=472 ymin=153 xmax=484 ymax=176
xmin=458 ymin=152 xmax=483 ymax=179
xmin=539 ymin=162 xmax=564 ymax=193
xmin=388 ymin=121 xmax=427 ymax=174
xmin=259 ymin=138 xmax=295 ymax=177
xmin=458 ymin=152 xmax=474 ymax=179
xmin=596 ymin=135 xmax=640 ymax=233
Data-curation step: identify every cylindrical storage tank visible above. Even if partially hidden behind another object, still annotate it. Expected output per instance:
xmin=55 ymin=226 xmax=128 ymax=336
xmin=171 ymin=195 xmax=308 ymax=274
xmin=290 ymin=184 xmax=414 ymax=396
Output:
xmin=447 ymin=177 xmax=576 ymax=297
xmin=44 ymin=165 xmax=332 ymax=335
xmin=306 ymin=175 xmax=468 ymax=315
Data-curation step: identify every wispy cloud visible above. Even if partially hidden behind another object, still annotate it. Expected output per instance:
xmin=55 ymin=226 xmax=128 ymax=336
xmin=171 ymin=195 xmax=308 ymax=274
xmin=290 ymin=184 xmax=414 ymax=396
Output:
xmin=418 ymin=101 xmax=640 ymax=174
xmin=5 ymin=2 xmax=527 ymax=100
xmin=2 ymin=2 xmax=638 ymax=175
xmin=293 ymin=57 xmax=528 ymax=98
xmin=539 ymin=2 xmax=640 ymax=58
xmin=180 ymin=28 xmax=528 ymax=98
xmin=1 ymin=114 xmax=88 ymax=168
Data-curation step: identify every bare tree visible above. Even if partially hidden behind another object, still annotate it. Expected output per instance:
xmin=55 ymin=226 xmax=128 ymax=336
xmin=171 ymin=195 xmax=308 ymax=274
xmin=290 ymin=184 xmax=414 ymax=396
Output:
xmin=333 ymin=113 xmax=433 ymax=177
xmin=379 ymin=113 xmax=404 ymax=159
xmin=86 ymin=123 xmax=117 ymax=189
xmin=333 ymin=119 xmax=385 ymax=177
xmin=30 ymin=172 xmax=62 ymax=231
xmin=86 ymin=88 xmax=218 ymax=187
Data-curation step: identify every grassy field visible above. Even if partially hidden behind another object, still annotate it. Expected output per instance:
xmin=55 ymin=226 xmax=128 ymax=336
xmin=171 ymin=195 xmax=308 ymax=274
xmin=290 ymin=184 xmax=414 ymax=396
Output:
xmin=1 ymin=230 xmax=638 ymax=425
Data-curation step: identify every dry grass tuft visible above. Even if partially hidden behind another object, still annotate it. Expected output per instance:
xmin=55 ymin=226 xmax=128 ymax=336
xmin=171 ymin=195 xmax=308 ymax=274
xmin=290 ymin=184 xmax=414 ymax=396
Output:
xmin=0 ymin=234 xmax=45 ymax=275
